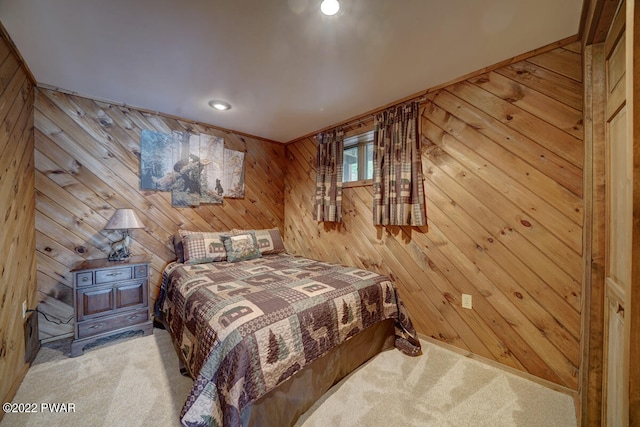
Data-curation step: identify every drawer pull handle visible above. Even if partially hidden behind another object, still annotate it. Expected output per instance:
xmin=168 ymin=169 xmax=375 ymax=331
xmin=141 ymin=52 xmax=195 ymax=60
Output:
xmin=82 ymin=277 xmax=89 ymax=282
xmin=106 ymin=272 xmax=124 ymax=277
xmin=127 ymin=315 xmax=139 ymax=321
xmin=89 ymin=323 xmax=105 ymax=330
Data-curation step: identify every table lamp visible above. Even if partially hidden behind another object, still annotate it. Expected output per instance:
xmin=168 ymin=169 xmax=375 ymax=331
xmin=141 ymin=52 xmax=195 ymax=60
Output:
xmin=104 ymin=208 xmax=145 ymax=261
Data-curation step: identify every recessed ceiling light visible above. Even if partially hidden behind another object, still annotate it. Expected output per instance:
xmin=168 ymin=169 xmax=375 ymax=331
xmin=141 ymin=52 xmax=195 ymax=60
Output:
xmin=208 ymin=100 xmax=231 ymax=111
xmin=320 ymin=0 xmax=339 ymax=16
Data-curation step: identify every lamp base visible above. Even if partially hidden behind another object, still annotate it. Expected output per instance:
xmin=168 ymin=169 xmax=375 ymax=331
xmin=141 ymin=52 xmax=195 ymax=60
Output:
xmin=108 ymin=230 xmax=132 ymax=261
xmin=108 ymin=250 xmax=131 ymax=262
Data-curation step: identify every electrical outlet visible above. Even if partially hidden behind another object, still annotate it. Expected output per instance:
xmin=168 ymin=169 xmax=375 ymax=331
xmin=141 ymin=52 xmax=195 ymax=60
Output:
xmin=461 ymin=294 xmax=472 ymax=309
xmin=22 ymin=300 xmax=27 ymax=319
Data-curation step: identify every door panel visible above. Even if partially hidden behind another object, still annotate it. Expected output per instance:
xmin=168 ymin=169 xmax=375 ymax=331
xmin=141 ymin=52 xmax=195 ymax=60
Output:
xmin=608 ymin=106 xmax=632 ymax=290
xmin=603 ymin=1 xmax=632 ymax=424
xmin=604 ymin=293 xmax=624 ymax=426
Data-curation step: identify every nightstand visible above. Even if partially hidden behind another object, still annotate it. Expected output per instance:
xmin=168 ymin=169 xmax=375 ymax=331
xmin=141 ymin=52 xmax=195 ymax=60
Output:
xmin=70 ymin=255 xmax=153 ymax=357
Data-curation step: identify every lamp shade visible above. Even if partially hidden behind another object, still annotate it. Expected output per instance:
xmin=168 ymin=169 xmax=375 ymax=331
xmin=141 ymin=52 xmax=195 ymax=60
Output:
xmin=104 ymin=209 xmax=145 ymax=230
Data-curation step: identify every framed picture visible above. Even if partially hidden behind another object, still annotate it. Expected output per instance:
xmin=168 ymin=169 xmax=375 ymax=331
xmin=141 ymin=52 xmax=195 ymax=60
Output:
xmin=139 ymin=130 xmax=244 ymax=206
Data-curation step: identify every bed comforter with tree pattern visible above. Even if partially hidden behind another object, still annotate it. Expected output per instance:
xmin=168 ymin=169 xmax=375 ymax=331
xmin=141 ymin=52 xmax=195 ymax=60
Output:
xmin=156 ymin=253 xmax=421 ymax=427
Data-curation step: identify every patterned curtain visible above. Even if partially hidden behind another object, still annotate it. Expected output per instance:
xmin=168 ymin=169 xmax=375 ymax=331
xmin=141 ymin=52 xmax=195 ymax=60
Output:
xmin=314 ymin=128 xmax=344 ymax=222
xmin=372 ymin=101 xmax=426 ymax=226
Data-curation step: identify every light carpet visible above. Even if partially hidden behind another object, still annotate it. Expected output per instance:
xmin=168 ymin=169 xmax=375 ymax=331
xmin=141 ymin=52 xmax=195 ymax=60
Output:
xmin=296 ymin=340 xmax=577 ymax=427
xmin=1 ymin=329 xmax=577 ymax=427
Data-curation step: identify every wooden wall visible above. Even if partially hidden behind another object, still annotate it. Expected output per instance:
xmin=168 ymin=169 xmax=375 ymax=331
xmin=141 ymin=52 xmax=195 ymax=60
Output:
xmin=33 ymin=89 xmax=285 ymax=342
xmin=0 ymin=31 xmax=36 ymax=403
xmin=285 ymin=41 xmax=584 ymax=391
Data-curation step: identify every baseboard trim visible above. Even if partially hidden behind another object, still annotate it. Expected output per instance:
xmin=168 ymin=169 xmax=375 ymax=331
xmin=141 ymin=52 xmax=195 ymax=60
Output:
xmin=416 ymin=333 xmax=579 ymax=399
xmin=39 ymin=332 xmax=74 ymax=344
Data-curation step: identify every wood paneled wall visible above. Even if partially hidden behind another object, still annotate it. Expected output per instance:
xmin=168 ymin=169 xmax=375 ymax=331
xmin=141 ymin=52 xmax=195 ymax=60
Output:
xmin=285 ymin=41 xmax=584 ymax=390
xmin=0 ymin=31 xmax=36 ymax=403
xmin=34 ymin=89 xmax=285 ymax=342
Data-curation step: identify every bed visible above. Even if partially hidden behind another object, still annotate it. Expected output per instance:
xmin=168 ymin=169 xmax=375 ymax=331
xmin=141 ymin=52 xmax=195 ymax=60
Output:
xmin=155 ymin=228 xmax=421 ymax=427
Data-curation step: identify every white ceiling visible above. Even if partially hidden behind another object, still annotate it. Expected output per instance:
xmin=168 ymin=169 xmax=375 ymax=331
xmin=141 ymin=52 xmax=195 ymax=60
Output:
xmin=1 ymin=0 xmax=584 ymax=143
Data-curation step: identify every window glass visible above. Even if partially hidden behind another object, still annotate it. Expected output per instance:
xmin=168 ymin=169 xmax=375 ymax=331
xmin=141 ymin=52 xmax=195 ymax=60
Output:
xmin=365 ymin=142 xmax=374 ymax=180
xmin=343 ymin=131 xmax=374 ymax=183
xmin=343 ymin=146 xmax=358 ymax=182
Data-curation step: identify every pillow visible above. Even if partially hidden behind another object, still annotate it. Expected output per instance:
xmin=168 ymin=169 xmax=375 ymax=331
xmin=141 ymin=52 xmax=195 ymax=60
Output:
xmin=231 ymin=228 xmax=285 ymax=255
xmin=179 ymin=230 xmax=227 ymax=264
xmin=221 ymin=231 xmax=262 ymax=262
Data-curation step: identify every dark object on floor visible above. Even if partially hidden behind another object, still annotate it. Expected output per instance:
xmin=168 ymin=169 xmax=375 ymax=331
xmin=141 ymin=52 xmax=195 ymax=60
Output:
xmin=24 ymin=313 xmax=40 ymax=364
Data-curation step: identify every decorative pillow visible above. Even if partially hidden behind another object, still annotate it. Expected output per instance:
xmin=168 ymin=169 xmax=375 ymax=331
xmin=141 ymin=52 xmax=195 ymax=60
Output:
xmin=221 ymin=231 xmax=262 ymax=263
xmin=231 ymin=228 xmax=285 ymax=255
xmin=179 ymin=230 xmax=227 ymax=264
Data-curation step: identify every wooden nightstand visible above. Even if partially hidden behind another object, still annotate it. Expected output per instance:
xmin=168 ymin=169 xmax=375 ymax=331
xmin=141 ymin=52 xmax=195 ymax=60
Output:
xmin=70 ymin=255 xmax=153 ymax=357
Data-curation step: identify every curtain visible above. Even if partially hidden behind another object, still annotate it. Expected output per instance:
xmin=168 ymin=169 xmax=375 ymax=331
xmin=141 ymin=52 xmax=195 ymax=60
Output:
xmin=314 ymin=128 xmax=344 ymax=222
xmin=372 ymin=101 xmax=426 ymax=226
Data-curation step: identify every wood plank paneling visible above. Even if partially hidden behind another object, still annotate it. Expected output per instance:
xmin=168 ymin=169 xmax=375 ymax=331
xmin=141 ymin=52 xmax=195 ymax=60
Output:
xmin=34 ymin=89 xmax=285 ymax=342
xmin=284 ymin=42 xmax=584 ymax=390
xmin=0 ymin=30 xmax=36 ymax=405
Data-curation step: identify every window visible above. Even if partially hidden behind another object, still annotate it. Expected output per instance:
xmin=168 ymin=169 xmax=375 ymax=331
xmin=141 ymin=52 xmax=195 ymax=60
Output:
xmin=343 ymin=130 xmax=374 ymax=183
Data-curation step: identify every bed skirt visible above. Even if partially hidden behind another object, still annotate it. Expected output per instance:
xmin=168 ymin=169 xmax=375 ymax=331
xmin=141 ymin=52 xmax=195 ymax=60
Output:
xmin=241 ymin=318 xmax=396 ymax=426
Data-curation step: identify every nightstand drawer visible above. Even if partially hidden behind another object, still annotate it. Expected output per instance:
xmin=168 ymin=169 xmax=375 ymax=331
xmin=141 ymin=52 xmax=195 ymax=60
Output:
xmin=77 ymin=308 xmax=149 ymax=339
xmin=96 ymin=266 xmax=132 ymax=284
xmin=76 ymin=272 xmax=94 ymax=287
xmin=134 ymin=264 xmax=148 ymax=278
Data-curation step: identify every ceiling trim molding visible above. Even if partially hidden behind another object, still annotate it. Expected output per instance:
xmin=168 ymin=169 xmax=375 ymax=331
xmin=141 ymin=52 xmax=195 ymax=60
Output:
xmin=36 ymin=83 xmax=283 ymax=146
xmin=286 ymin=34 xmax=581 ymax=146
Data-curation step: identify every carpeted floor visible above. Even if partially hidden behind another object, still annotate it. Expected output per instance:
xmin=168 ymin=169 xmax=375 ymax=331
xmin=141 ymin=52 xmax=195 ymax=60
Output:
xmin=296 ymin=341 xmax=577 ymax=427
xmin=1 ymin=328 xmax=577 ymax=426
xmin=1 ymin=329 xmax=193 ymax=427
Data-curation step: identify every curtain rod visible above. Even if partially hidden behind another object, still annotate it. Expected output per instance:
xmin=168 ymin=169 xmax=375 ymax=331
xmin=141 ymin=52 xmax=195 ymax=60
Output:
xmin=314 ymin=94 xmax=427 ymax=138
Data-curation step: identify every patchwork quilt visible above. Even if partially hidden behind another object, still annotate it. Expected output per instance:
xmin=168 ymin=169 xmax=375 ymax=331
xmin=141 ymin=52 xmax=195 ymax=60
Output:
xmin=156 ymin=253 xmax=421 ymax=427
